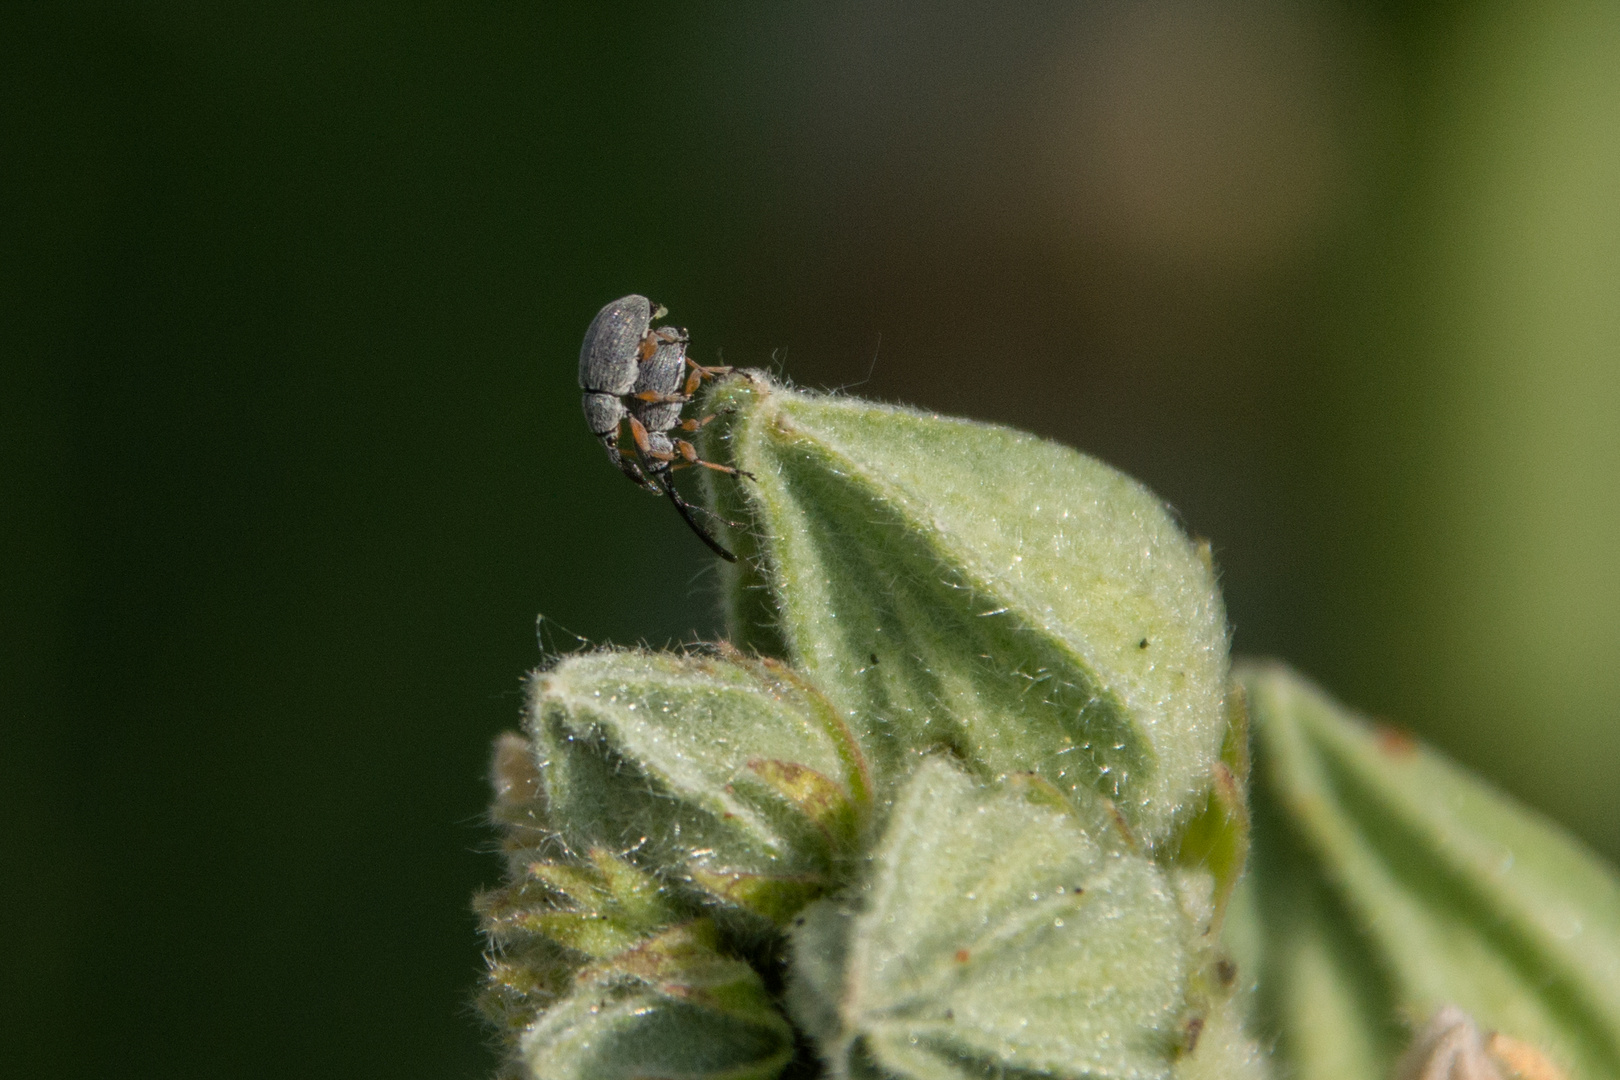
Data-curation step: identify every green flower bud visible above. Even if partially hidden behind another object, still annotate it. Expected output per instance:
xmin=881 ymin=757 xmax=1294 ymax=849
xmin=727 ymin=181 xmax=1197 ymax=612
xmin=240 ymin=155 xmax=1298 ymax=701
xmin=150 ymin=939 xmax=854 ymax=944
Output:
xmin=530 ymin=647 xmax=872 ymax=925
xmin=519 ymin=919 xmax=794 ymax=1080
xmin=478 ymin=820 xmax=793 ymax=1077
xmin=787 ymin=757 xmax=1198 ymax=1079
xmin=480 ymin=845 xmax=686 ymax=961
xmin=482 ymin=364 xmax=1263 ymax=1078
xmin=1240 ymin=662 xmax=1620 ymax=1080
xmin=701 ymin=376 xmax=1229 ymax=846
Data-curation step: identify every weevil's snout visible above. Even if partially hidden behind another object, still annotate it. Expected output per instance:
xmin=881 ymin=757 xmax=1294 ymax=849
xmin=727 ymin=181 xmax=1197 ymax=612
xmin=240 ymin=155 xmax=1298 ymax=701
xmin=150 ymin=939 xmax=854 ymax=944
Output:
xmin=612 ymin=451 xmax=654 ymax=490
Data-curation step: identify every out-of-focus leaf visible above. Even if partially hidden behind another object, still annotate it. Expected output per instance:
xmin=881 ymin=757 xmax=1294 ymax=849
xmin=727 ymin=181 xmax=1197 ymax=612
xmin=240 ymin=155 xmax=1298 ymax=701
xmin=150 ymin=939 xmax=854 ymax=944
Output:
xmin=1242 ymin=661 xmax=1620 ymax=1080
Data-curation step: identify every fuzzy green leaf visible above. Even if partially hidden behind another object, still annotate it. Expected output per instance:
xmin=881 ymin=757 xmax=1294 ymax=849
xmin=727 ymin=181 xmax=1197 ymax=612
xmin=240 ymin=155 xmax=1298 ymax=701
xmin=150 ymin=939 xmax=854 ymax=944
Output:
xmin=701 ymin=377 xmax=1229 ymax=845
xmin=531 ymin=648 xmax=871 ymax=925
xmin=521 ymin=921 xmax=794 ymax=1080
xmin=1242 ymin=661 xmax=1620 ymax=1080
xmin=788 ymin=757 xmax=1195 ymax=1079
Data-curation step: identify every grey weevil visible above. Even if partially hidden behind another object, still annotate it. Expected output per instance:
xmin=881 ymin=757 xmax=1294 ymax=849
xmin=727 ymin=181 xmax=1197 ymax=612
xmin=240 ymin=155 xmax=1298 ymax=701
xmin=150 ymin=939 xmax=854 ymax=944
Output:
xmin=578 ymin=294 xmax=751 ymax=561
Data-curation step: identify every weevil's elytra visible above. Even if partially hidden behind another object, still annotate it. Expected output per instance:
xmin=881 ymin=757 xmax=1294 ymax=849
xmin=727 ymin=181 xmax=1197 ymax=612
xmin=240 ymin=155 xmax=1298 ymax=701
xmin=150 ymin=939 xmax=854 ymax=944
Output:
xmin=577 ymin=294 xmax=753 ymax=561
xmin=628 ymin=330 xmax=690 ymax=437
xmin=578 ymin=294 xmax=653 ymax=395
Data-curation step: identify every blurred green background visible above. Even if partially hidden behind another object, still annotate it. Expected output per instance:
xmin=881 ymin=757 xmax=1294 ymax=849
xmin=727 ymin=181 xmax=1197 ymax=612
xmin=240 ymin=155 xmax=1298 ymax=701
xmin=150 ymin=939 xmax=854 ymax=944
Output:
xmin=4 ymin=2 xmax=1616 ymax=1077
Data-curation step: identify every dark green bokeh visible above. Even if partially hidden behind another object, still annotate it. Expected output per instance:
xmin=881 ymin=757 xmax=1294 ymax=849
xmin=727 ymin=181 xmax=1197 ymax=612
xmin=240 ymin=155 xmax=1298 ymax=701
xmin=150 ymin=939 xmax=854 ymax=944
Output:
xmin=4 ymin=3 xmax=1615 ymax=1079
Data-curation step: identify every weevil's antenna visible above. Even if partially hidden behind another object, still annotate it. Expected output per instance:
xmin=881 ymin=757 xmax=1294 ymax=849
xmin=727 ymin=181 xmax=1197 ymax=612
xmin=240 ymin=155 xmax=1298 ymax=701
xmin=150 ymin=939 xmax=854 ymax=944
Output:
xmin=652 ymin=469 xmax=739 ymax=562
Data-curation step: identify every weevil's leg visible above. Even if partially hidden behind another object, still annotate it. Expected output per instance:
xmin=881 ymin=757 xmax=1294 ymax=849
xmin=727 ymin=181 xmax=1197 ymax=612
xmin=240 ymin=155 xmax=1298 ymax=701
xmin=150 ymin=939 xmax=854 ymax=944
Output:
xmin=584 ymin=393 xmax=648 ymax=485
xmin=681 ymin=357 xmax=735 ymax=398
xmin=596 ymin=420 xmax=654 ymax=488
xmin=636 ymin=324 xmax=688 ymax=364
xmin=673 ymin=438 xmax=755 ymax=480
xmin=604 ymin=438 xmax=652 ymax=488
xmin=677 ymin=413 xmax=717 ymax=433
xmin=625 ymin=415 xmax=676 ymax=465
xmin=630 ymin=388 xmax=691 ymax=405
xmin=649 ymin=466 xmax=738 ymax=562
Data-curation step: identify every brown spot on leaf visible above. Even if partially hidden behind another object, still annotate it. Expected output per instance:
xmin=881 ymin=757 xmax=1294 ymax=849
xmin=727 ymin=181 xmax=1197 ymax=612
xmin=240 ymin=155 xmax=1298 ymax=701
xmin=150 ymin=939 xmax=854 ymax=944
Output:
xmin=1376 ymin=723 xmax=1418 ymax=757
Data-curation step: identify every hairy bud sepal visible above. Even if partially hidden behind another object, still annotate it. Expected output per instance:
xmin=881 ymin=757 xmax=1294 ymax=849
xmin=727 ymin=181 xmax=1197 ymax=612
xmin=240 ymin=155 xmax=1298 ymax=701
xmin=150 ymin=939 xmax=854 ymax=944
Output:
xmin=519 ymin=918 xmax=794 ymax=1080
xmin=701 ymin=375 xmax=1231 ymax=848
xmin=787 ymin=757 xmax=1206 ymax=1080
xmin=529 ymin=647 xmax=872 ymax=927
